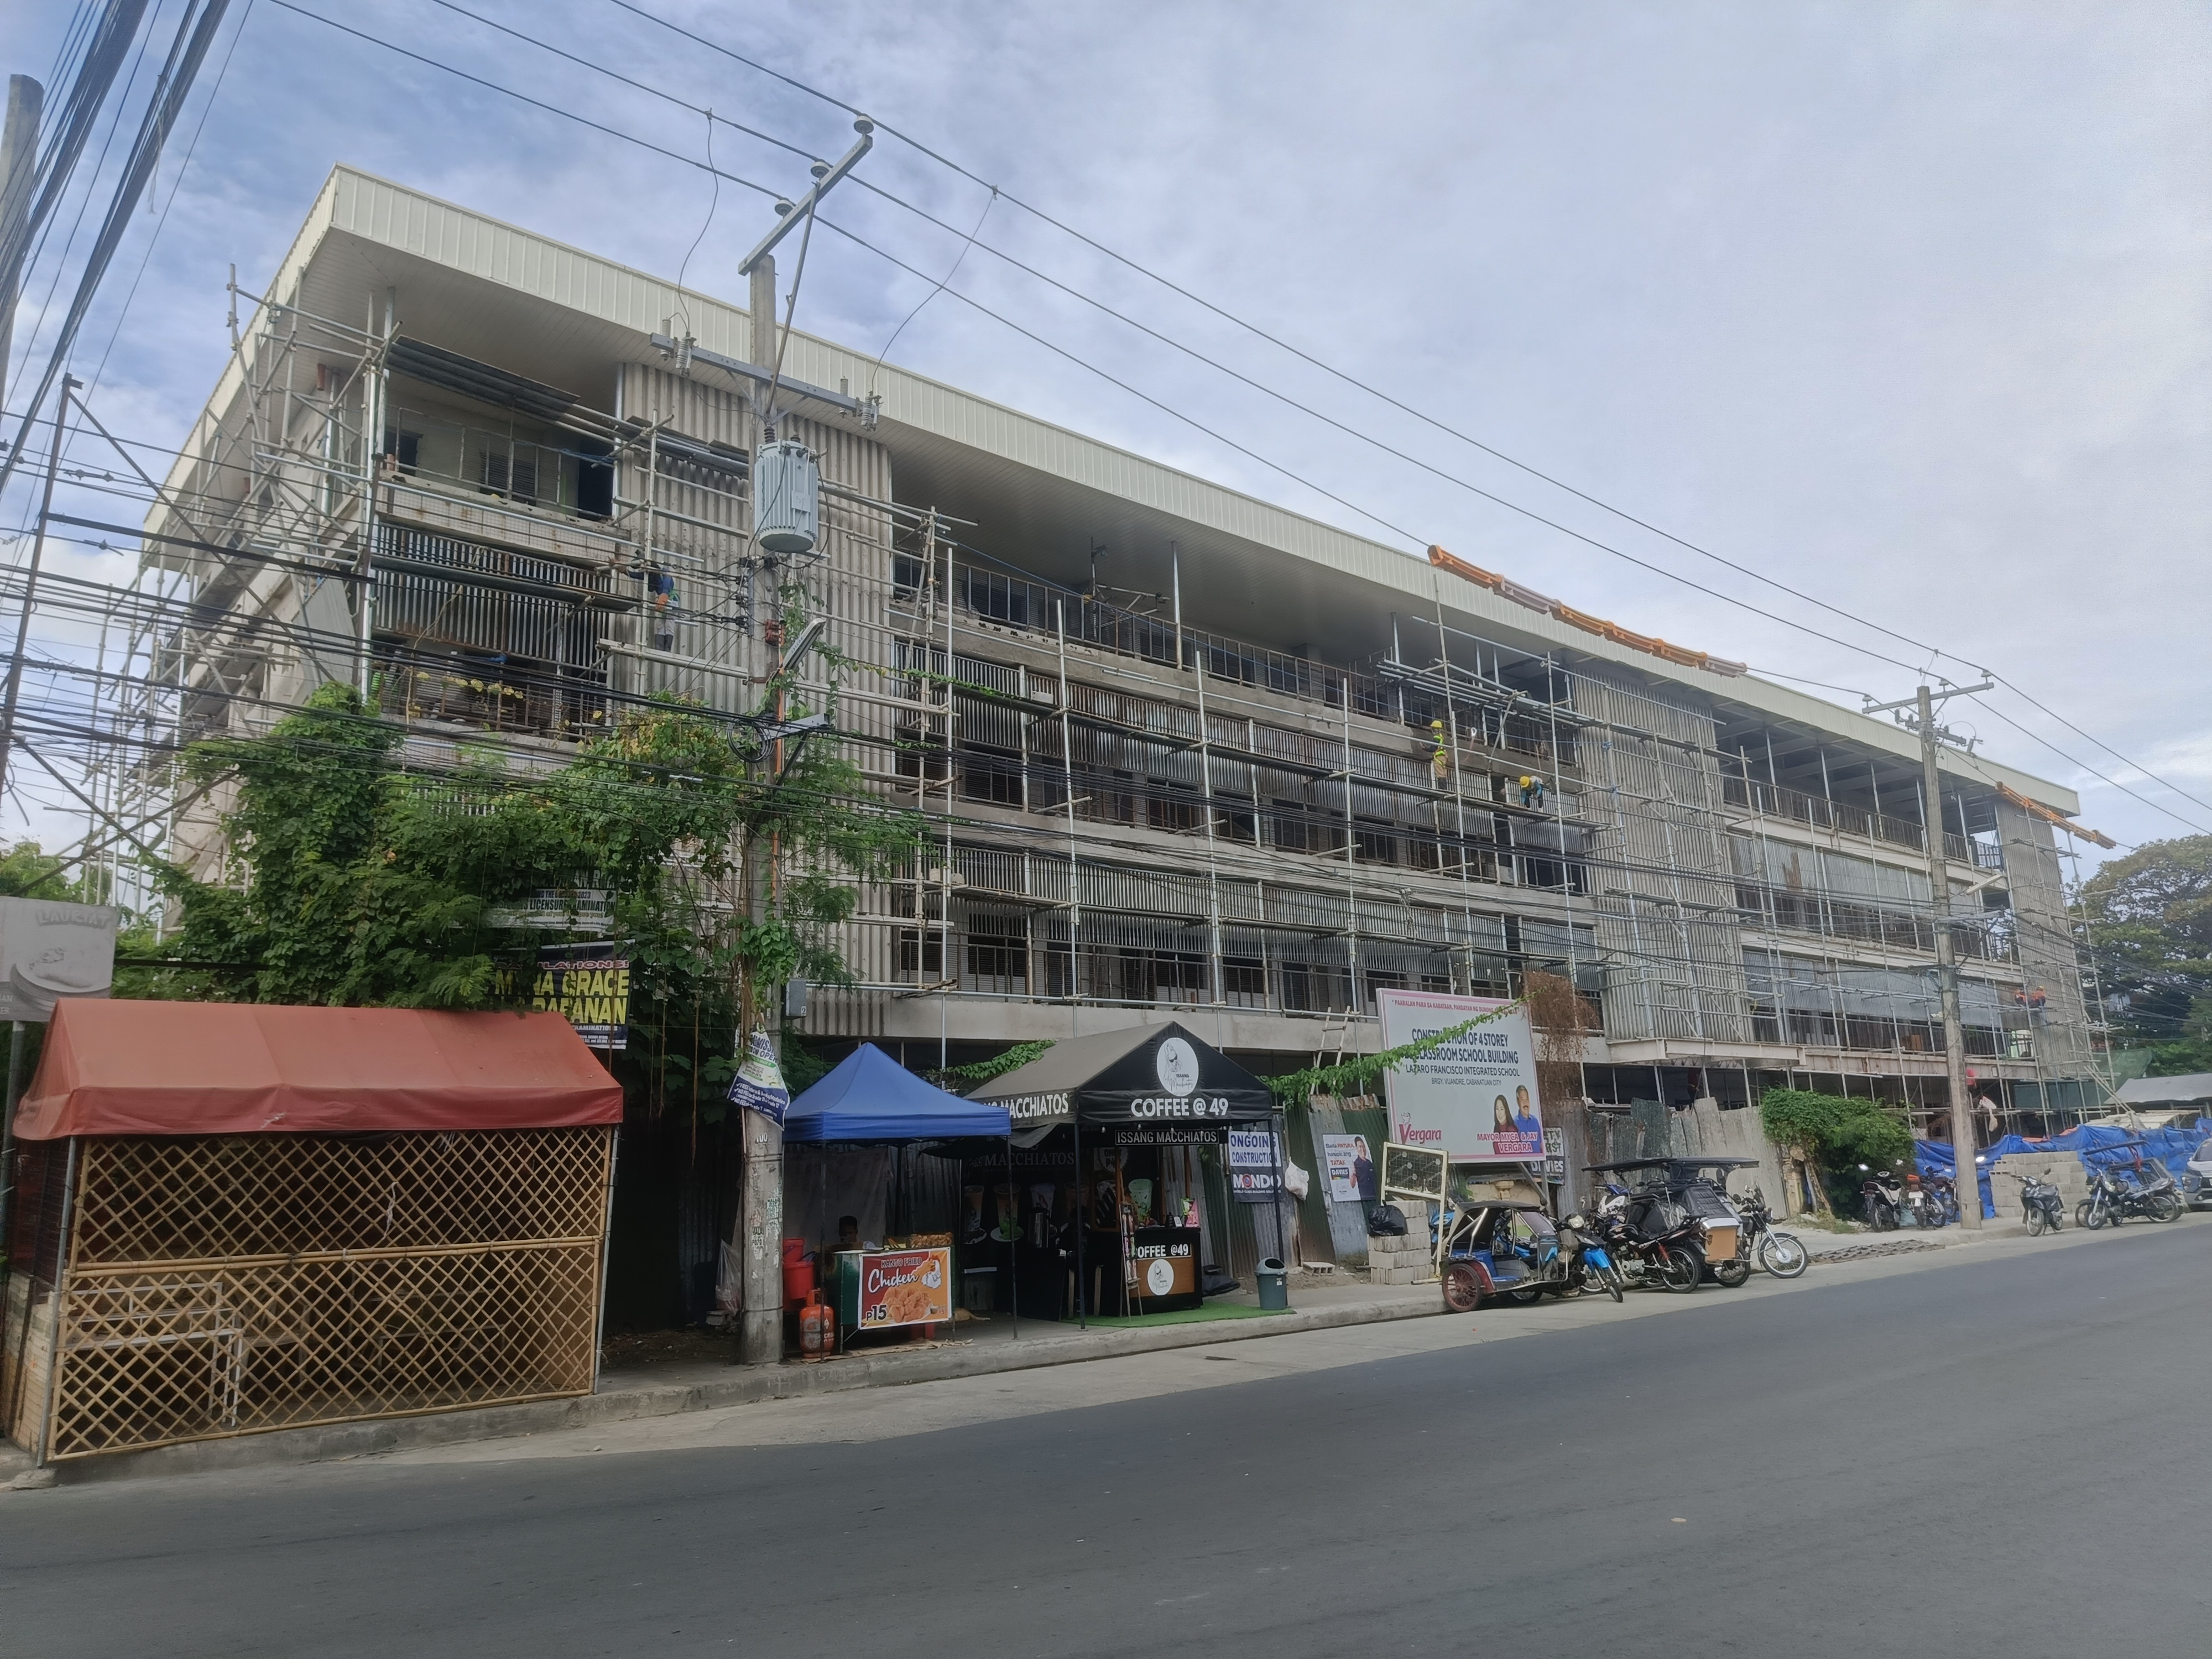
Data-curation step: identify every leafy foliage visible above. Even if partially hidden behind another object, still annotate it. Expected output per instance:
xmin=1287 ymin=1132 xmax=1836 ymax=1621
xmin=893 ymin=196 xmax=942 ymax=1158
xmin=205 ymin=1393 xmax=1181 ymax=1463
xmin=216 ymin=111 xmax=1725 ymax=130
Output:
xmin=0 ymin=840 xmax=91 ymax=901
xmin=1265 ymin=1002 xmax=1525 ymax=1102
xmin=930 ymin=1041 xmax=1052 ymax=1089
xmin=154 ymin=670 xmax=922 ymax=1118
xmin=2077 ymin=835 xmax=2212 ymax=1075
xmin=1760 ymin=1088 xmax=1914 ymax=1165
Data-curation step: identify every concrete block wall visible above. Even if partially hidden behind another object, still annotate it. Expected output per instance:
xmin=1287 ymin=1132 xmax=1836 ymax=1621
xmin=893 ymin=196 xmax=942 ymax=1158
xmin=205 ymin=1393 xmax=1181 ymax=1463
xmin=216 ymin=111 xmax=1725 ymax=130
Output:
xmin=1989 ymin=1150 xmax=2088 ymax=1217
xmin=1366 ymin=1202 xmax=1439 ymax=1286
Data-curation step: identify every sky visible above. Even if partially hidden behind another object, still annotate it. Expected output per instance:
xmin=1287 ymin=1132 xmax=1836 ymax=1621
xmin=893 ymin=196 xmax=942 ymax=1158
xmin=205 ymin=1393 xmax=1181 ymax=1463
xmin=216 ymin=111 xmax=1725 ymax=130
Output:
xmin=0 ymin=0 xmax=2206 ymax=874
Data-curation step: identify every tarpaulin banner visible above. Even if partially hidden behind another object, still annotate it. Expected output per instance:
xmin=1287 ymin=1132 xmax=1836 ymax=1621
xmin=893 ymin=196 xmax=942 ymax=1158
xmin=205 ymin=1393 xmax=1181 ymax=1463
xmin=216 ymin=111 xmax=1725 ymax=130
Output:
xmin=727 ymin=1029 xmax=790 ymax=1126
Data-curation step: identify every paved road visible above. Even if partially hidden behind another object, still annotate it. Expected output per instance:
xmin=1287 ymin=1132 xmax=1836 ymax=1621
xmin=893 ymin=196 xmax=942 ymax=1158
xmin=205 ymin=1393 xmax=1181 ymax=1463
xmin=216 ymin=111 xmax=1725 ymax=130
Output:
xmin=3 ymin=1224 xmax=2204 ymax=1657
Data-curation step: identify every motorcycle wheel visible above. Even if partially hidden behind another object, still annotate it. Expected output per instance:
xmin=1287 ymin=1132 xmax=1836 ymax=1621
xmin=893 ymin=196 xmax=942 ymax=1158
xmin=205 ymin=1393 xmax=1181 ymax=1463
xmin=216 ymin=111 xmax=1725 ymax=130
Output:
xmin=1757 ymin=1232 xmax=1808 ymax=1278
xmin=1658 ymin=1247 xmax=1703 ymax=1293
xmin=1442 ymin=1264 xmax=1485 ymax=1313
xmin=2025 ymin=1204 xmax=2046 ymax=1237
xmin=1601 ymin=1267 xmax=1625 ymax=1303
xmin=2150 ymin=1192 xmax=2184 ymax=1223
xmin=2076 ymin=1200 xmax=2098 ymax=1230
xmin=1713 ymin=1258 xmax=1752 ymax=1288
xmin=1503 ymin=1288 xmax=1545 ymax=1307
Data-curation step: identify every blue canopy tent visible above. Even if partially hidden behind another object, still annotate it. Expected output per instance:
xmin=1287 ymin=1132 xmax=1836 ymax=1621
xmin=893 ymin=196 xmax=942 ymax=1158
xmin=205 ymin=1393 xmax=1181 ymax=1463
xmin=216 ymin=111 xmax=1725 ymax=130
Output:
xmin=782 ymin=1045 xmax=1019 ymax=1339
xmin=785 ymin=1044 xmax=1012 ymax=1142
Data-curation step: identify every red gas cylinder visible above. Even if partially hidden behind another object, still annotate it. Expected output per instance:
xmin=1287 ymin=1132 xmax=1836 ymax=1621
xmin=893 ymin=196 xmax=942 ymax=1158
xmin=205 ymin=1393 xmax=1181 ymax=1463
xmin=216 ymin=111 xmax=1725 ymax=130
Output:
xmin=799 ymin=1297 xmax=827 ymax=1359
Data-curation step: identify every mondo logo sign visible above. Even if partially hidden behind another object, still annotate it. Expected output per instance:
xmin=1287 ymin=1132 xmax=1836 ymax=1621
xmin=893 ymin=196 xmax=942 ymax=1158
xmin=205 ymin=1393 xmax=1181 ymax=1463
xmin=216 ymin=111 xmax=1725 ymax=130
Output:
xmin=1155 ymin=1037 xmax=1200 ymax=1098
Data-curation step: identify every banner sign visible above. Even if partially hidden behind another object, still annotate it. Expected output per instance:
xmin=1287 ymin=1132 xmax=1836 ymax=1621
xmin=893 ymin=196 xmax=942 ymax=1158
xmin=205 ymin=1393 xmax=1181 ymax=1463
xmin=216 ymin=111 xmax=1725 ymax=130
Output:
xmin=527 ymin=951 xmax=630 ymax=1050
xmin=1321 ymin=1133 xmax=1377 ymax=1204
xmin=1375 ymin=989 xmax=1543 ymax=1163
xmin=857 ymin=1246 xmax=952 ymax=1328
xmin=727 ymin=1029 xmax=791 ymax=1126
xmin=1228 ymin=1126 xmax=1281 ymax=1203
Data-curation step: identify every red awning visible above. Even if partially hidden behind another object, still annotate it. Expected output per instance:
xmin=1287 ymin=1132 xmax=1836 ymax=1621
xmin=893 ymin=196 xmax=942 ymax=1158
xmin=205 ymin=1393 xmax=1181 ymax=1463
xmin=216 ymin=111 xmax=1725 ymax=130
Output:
xmin=12 ymin=1000 xmax=625 ymax=1140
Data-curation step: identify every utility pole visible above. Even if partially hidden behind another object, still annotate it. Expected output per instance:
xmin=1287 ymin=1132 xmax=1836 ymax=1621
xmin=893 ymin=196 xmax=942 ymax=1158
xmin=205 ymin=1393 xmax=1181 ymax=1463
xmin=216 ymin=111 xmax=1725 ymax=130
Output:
xmin=0 ymin=75 xmax=41 ymax=415
xmin=1867 ymin=679 xmax=1994 ymax=1228
xmin=727 ymin=120 xmax=871 ymax=1366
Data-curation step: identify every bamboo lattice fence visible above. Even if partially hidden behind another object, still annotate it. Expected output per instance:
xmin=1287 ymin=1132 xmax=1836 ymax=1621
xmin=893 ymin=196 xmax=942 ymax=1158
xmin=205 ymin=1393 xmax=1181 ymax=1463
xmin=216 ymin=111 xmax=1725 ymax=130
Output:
xmin=3 ymin=1125 xmax=614 ymax=1460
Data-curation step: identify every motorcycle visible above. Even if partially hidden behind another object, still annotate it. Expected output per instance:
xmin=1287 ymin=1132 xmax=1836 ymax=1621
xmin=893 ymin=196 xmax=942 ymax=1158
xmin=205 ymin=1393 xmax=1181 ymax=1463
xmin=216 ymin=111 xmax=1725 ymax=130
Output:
xmin=1731 ymin=1184 xmax=1808 ymax=1277
xmin=1859 ymin=1163 xmax=1906 ymax=1230
xmin=1992 ymin=1162 xmax=2065 ymax=1234
xmin=1923 ymin=1172 xmax=1961 ymax=1228
xmin=1589 ymin=1187 xmax=1706 ymax=1293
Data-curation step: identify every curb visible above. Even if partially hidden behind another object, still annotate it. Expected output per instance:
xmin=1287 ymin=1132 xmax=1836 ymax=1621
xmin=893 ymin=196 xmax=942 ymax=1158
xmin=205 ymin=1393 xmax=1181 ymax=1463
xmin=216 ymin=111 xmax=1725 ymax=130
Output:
xmin=21 ymin=1291 xmax=1447 ymax=1488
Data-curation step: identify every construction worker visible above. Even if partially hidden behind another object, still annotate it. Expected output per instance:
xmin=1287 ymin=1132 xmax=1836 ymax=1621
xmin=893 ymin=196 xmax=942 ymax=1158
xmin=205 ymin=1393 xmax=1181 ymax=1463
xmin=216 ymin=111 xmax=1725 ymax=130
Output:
xmin=1430 ymin=719 xmax=1450 ymax=785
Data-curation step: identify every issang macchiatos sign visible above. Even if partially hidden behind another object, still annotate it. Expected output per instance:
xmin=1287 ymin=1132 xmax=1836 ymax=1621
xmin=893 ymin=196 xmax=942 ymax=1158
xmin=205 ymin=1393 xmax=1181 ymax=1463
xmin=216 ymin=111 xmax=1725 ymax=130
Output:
xmin=967 ymin=1022 xmax=1275 ymax=1131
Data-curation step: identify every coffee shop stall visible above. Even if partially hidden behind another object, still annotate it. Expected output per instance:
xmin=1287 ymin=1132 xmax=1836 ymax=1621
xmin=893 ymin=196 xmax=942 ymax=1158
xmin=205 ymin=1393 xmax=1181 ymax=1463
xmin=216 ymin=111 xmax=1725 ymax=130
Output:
xmin=964 ymin=1022 xmax=1285 ymax=1323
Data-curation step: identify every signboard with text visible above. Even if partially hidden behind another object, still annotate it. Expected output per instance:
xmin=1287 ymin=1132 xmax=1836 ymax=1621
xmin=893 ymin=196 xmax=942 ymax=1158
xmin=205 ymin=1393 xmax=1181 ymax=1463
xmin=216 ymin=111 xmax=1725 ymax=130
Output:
xmin=1376 ymin=989 xmax=1543 ymax=1164
xmin=856 ymin=1246 xmax=953 ymax=1328
xmin=1228 ymin=1126 xmax=1282 ymax=1203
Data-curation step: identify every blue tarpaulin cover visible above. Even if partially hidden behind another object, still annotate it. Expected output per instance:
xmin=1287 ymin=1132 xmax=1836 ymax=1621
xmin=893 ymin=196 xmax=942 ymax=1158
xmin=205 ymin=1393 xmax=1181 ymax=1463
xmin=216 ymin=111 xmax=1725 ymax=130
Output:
xmin=1916 ymin=1123 xmax=2210 ymax=1218
xmin=782 ymin=1044 xmax=1013 ymax=1143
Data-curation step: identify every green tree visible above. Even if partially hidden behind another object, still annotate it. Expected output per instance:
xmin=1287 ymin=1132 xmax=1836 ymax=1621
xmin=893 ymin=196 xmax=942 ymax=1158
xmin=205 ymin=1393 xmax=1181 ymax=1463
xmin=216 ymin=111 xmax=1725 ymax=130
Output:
xmin=155 ymin=669 xmax=920 ymax=1111
xmin=1760 ymin=1087 xmax=1917 ymax=1217
xmin=0 ymin=840 xmax=88 ymax=901
xmin=2077 ymin=834 xmax=2212 ymax=1075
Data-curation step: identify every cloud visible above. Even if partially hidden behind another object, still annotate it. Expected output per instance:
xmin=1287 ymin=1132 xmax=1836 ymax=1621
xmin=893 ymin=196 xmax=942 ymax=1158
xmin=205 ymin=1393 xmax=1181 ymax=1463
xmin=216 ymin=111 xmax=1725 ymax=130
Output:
xmin=0 ymin=0 xmax=2204 ymax=863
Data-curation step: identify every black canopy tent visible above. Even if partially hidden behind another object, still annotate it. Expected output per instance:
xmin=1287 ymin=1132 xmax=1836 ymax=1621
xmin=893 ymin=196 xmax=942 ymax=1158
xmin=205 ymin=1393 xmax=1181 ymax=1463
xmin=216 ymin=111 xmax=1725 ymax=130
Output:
xmin=967 ymin=1023 xmax=1280 ymax=1324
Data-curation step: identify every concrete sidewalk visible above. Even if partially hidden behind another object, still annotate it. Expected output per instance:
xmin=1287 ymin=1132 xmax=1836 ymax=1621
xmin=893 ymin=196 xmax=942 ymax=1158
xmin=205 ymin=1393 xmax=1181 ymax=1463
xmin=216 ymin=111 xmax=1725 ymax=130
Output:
xmin=3 ymin=1272 xmax=1441 ymax=1489
xmin=12 ymin=1213 xmax=2189 ymax=1491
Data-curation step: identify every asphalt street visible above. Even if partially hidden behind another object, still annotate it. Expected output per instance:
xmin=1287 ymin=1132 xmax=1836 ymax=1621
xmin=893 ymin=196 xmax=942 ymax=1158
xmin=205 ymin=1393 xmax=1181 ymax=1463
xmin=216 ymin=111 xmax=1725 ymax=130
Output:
xmin=2 ymin=1224 xmax=2205 ymax=1657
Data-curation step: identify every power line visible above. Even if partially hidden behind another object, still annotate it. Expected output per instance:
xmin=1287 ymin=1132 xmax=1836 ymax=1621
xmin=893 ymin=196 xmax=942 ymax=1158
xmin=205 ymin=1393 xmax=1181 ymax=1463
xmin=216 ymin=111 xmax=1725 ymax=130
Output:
xmin=597 ymin=0 xmax=2212 ymax=833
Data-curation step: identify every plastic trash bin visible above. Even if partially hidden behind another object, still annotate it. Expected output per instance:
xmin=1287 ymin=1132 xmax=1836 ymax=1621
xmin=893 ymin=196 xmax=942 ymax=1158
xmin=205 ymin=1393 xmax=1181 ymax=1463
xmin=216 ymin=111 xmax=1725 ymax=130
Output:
xmin=1256 ymin=1258 xmax=1290 ymax=1311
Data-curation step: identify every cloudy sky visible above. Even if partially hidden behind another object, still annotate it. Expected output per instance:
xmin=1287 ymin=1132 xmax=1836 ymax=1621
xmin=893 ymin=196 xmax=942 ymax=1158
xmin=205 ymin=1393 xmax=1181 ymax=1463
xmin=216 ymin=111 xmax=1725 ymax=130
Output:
xmin=2 ymin=0 xmax=2206 ymax=868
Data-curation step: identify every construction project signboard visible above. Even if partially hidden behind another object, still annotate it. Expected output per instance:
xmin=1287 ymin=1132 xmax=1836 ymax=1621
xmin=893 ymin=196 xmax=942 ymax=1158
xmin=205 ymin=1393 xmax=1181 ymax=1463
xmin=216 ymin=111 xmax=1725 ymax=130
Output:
xmin=1376 ymin=989 xmax=1542 ymax=1164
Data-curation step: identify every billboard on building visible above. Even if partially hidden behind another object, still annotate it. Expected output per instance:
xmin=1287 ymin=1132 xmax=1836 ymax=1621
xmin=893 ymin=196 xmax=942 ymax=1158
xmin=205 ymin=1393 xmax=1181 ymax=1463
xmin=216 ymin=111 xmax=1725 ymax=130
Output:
xmin=1375 ymin=989 xmax=1542 ymax=1164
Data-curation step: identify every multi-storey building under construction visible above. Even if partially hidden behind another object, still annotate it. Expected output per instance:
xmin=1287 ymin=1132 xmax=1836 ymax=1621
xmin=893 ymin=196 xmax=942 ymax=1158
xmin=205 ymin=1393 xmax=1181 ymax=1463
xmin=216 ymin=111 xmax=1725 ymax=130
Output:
xmin=141 ymin=167 xmax=2108 ymax=1171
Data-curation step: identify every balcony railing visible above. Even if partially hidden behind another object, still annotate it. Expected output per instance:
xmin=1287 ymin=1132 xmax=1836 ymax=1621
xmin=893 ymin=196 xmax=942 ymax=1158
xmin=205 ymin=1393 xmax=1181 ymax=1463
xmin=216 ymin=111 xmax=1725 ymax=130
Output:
xmin=1723 ymin=774 xmax=1978 ymax=866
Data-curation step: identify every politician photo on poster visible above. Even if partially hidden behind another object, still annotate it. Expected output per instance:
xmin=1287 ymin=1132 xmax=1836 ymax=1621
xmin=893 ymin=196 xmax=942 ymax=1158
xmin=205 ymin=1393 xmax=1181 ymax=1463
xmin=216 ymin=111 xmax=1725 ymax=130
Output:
xmin=1375 ymin=988 xmax=1543 ymax=1162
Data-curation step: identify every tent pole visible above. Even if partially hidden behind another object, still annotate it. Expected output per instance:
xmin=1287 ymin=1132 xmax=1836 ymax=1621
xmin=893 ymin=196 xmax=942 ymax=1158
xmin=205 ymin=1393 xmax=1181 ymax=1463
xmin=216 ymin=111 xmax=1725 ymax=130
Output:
xmin=1072 ymin=1115 xmax=1087 ymax=1330
xmin=1005 ymin=1132 xmax=1018 ymax=1340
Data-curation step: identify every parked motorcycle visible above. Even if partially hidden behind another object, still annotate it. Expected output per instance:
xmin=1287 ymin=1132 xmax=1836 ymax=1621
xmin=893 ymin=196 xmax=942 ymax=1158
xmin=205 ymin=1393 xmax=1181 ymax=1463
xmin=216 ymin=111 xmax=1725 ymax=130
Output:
xmin=1923 ymin=1173 xmax=1961 ymax=1228
xmin=1859 ymin=1164 xmax=1906 ymax=1230
xmin=1557 ymin=1213 xmax=1626 ymax=1302
xmin=1991 ymin=1162 xmax=2065 ymax=1234
xmin=1731 ymin=1185 xmax=1808 ymax=1277
xmin=2079 ymin=1162 xmax=2183 ymax=1228
xmin=1590 ymin=1187 xmax=1706 ymax=1292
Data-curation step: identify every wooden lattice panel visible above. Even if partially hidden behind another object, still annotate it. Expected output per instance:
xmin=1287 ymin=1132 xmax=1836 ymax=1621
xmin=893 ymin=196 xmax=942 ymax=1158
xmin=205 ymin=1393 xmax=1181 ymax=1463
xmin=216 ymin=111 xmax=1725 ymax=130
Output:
xmin=33 ymin=1127 xmax=612 ymax=1460
xmin=71 ymin=1128 xmax=610 ymax=1262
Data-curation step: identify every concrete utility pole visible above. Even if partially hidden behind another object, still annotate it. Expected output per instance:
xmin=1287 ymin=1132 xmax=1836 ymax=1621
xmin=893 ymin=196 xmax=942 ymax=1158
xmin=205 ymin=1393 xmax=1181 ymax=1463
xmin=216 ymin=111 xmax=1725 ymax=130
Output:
xmin=728 ymin=249 xmax=784 ymax=1368
xmin=727 ymin=119 xmax=871 ymax=1367
xmin=1867 ymin=680 xmax=1994 ymax=1228
xmin=0 ymin=75 xmax=44 ymax=413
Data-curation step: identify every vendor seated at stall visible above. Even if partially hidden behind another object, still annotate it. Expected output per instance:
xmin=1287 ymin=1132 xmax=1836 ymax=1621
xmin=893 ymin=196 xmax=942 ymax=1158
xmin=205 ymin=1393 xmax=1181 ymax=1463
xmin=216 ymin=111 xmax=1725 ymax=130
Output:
xmin=830 ymin=1214 xmax=861 ymax=1259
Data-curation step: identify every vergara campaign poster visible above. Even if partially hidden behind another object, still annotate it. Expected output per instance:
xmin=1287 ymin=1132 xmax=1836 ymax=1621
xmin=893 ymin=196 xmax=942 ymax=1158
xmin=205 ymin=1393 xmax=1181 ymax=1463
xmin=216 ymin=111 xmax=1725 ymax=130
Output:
xmin=1375 ymin=989 xmax=1542 ymax=1162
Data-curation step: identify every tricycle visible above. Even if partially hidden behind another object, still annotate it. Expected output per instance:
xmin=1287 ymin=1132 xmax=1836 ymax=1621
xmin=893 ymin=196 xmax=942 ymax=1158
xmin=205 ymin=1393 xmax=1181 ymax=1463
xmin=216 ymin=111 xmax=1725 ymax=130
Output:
xmin=1436 ymin=1200 xmax=1623 ymax=1311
